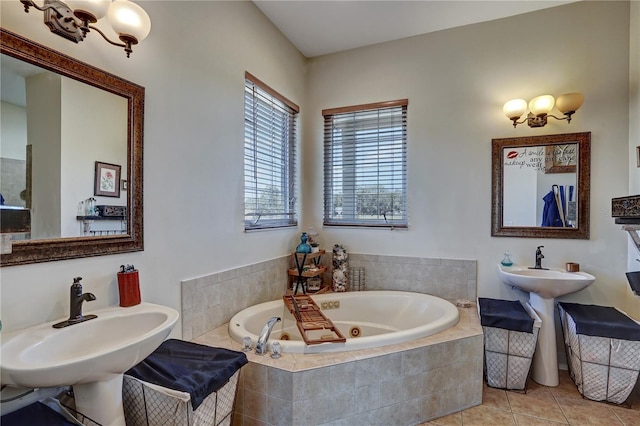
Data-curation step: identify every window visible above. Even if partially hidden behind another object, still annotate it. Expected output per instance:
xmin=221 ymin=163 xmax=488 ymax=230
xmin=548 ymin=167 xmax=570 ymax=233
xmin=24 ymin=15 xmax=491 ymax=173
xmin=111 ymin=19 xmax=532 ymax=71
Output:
xmin=244 ymin=72 xmax=298 ymax=230
xmin=323 ymin=99 xmax=408 ymax=228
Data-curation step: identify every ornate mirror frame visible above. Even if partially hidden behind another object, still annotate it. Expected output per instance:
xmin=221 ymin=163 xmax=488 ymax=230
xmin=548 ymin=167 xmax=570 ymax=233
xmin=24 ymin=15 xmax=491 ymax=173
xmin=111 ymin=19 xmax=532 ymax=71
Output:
xmin=1 ymin=29 xmax=144 ymax=266
xmin=491 ymin=132 xmax=590 ymax=239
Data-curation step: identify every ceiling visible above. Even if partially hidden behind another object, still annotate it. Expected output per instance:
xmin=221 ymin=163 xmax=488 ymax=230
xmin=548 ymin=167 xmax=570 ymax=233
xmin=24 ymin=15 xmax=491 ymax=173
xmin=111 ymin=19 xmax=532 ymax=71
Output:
xmin=253 ymin=1 xmax=578 ymax=58
xmin=1 ymin=54 xmax=41 ymax=106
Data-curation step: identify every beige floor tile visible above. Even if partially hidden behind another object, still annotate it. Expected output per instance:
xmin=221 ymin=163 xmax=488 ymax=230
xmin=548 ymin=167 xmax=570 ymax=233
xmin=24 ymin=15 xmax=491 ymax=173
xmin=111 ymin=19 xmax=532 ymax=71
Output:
xmin=610 ymin=405 xmax=640 ymax=426
xmin=524 ymin=379 xmax=548 ymax=394
xmin=556 ymin=396 xmax=623 ymax=425
xmin=483 ymin=385 xmax=511 ymax=411
xmin=460 ymin=405 xmax=516 ymax=425
xmin=428 ymin=371 xmax=637 ymax=426
xmin=507 ymin=387 xmax=567 ymax=423
xmin=547 ymin=374 xmax=583 ymax=402
xmin=513 ymin=413 xmax=568 ymax=425
xmin=425 ymin=411 xmax=462 ymax=425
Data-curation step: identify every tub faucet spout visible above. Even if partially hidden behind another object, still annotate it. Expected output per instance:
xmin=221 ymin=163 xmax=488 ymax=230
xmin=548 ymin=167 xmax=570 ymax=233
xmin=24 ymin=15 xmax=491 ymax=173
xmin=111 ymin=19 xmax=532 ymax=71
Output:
xmin=255 ymin=316 xmax=281 ymax=355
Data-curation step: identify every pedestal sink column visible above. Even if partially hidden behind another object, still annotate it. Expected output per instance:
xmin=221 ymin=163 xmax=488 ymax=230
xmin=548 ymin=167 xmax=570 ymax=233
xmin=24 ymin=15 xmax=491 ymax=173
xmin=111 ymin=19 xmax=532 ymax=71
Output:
xmin=73 ymin=374 xmax=126 ymax=426
xmin=528 ymin=293 xmax=559 ymax=387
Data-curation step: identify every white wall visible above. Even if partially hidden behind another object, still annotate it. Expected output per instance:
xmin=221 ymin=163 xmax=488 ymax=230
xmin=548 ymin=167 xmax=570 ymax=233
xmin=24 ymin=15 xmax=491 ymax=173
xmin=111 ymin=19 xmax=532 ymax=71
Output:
xmin=502 ymin=147 xmax=539 ymax=227
xmin=60 ymin=77 xmax=127 ymax=237
xmin=0 ymin=101 xmax=27 ymax=206
xmin=627 ymin=0 xmax=640 ymax=318
xmin=0 ymin=101 xmax=26 ymax=159
xmin=303 ymin=2 xmax=631 ymax=311
xmin=0 ymin=0 xmax=306 ymax=332
xmin=27 ymin=72 xmax=62 ymax=239
xmin=0 ymin=1 xmax=634 ymax=334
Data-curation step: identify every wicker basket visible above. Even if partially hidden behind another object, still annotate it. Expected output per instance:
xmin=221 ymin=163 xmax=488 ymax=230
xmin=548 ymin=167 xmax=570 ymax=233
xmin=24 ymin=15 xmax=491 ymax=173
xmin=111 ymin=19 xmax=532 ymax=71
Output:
xmin=122 ymin=370 xmax=239 ymax=426
xmin=481 ymin=301 xmax=541 ymax=391
xmin=558 ymin=304 xmax=640 ymax=404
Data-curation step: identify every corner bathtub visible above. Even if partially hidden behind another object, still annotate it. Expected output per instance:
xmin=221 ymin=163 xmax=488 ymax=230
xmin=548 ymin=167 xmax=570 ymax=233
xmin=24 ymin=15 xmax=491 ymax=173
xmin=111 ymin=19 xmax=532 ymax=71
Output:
xmin=228 ymin=291 xmax=459 ymax=354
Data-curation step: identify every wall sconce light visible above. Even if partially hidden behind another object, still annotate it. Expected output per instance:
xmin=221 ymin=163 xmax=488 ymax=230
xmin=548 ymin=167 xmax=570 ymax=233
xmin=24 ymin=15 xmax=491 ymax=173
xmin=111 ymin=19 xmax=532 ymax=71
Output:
xmin=20 ymin=0 xmax=151 ymax=57
xmin=503 ymin=93 xmax=584 ymax=128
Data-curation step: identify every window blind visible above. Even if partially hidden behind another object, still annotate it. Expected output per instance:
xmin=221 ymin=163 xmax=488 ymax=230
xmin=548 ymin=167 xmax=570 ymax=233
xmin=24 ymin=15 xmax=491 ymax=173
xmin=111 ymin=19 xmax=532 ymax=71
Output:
xmin=323 ymin=100 xmax=408 ymax=228
xmin=244 ymin=72 xmax=298 ymax=230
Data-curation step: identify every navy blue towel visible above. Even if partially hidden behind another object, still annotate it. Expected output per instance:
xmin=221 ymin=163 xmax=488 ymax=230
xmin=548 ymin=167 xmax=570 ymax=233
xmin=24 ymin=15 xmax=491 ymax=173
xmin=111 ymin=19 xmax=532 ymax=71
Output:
xmin=626 ymin=271 xmax=640 ymax=295
xmin=126 ymin=339 xmax=248 ymax=410
xmin=1 ymin=402 xmax=77 ymax=426
xmin=478 ymin=298 xmax=534 ymax=333
xmin=558 ymin=302 xmax=640 ymax=341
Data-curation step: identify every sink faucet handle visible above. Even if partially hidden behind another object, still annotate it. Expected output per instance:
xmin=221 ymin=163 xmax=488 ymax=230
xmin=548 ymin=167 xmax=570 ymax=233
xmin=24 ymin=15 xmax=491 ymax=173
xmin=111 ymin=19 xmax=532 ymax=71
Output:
xmin=71 ymin=277 xmax=84 ymax=295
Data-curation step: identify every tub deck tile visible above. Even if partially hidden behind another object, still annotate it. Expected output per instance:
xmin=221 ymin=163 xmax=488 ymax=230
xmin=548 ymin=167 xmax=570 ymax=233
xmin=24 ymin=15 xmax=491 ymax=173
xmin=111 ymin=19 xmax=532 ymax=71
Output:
xmin=195 ymin=305 xmax=483 ymax=426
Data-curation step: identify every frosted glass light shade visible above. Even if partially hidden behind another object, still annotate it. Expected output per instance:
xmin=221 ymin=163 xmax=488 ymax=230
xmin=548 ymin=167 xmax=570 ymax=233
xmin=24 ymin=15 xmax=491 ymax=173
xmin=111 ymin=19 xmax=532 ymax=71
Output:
xmin=67 ymin=0 xmax=112 ymax=21
xmin=107 ymin=0 xmax=151 ymax=42
xmin=503 ymin=99 xmax=527 ymax=120
xmin=528 ymin=95 xmax=555 ymax=116
xmin=556 ymin=93 xmax=584 ymax=114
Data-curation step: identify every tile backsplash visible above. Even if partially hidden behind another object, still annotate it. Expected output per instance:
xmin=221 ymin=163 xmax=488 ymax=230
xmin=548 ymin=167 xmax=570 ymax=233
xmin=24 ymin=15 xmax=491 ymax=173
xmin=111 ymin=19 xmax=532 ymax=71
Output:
xmin=181 ymin=253 xmax=476 ymax=340
xmin=349 ymin=254 xmax=477 ymax=301
xmin=181 ymin=256 xmax=289 ymax=341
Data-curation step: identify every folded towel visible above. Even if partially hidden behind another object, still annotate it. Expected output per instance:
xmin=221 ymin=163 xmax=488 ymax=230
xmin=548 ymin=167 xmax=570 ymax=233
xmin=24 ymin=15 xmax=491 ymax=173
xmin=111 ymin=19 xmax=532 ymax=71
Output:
xmin=478 ymin=298 xmax=534 ymax=333
xmin=558 ymin=302 xmax=640 ymax=341
xmin=126 ymin=339 xmax=248 ymax=410
xmin=0 ymin=402 xmax=78 ymax=426
xmin=626 ymin=271 xmax=640 ymax=295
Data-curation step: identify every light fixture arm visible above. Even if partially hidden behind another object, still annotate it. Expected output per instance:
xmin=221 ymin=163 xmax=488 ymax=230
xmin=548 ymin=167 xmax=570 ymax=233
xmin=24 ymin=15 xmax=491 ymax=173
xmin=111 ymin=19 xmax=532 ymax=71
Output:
xmin=86 ymin=25 xmax=133 ymax=58
xmin=547 ymin=112 xmax=576 ymax=124
xmin=525 ymin=113 xmax=574 ymax=128
xmin=19 ymin=0 xmax=149 ymax=58
xmin=509 ymin=117 xmax=529 ymax=128
xmin=20 ymin=0 xmax=56 ymax=13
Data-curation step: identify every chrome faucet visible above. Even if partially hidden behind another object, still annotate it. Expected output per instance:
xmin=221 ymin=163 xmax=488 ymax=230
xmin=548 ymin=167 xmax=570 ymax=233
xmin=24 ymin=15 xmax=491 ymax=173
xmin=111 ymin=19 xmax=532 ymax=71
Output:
xmin=53 ymin=277 xmax=97 ymax=328
xmin=529 ymin=246 xmax=549 ymax=270
xmin=255 ymin=316 xmax=281 ymax=355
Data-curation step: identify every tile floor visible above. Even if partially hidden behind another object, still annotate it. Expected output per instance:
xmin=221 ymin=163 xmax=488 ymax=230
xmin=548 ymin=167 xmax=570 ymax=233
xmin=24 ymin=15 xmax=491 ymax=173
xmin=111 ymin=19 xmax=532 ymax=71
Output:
xmin=425 ymin=370 xmax=640 ymax=425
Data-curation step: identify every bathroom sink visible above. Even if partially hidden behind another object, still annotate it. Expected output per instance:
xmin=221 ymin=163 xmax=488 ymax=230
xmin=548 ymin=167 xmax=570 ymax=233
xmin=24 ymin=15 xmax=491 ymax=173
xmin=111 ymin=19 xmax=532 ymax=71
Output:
xmin=1 ymin=303 xmax=178 ymax=425
xmin=498 ymin=264 xmax=595 ymax=299
xmin=498 ymin=263 xmax=595 ymax=388
xmin=1 ymin=302 xmax=178 ymax=388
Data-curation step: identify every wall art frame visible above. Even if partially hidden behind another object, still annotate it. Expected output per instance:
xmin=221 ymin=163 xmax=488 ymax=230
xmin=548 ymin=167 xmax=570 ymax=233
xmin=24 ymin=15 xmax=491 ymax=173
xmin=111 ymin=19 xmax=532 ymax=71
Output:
xmin=94 ymin=161 xmax=121 ymax=198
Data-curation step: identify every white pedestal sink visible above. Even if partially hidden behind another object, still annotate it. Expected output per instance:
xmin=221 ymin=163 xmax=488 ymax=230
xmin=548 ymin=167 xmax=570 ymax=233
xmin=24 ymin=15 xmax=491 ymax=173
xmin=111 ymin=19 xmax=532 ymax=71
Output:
xmin=497 ymin=265 xmax=594 ymax=386
xmin=1 ymin=303 xmax=179 ymax=425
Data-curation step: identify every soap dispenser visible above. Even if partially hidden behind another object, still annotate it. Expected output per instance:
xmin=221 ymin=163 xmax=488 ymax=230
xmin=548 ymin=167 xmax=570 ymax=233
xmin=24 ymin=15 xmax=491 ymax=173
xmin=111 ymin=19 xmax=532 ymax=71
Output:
xmin=501 ymin=250 xmax=514 ymax=267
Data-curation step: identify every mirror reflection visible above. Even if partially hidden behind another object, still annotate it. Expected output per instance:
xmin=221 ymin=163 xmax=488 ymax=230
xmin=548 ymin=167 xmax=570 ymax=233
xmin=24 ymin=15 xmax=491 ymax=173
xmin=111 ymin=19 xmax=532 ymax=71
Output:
xmin=0 ymin=28 xmax=144 ymax=267
xmin=1 ymin=54 xmax=128 ymax=241
xmin=502 ymin=143 xmax=578 ymax=227
xmin=492 ymin=132 xmax=590 ymax=239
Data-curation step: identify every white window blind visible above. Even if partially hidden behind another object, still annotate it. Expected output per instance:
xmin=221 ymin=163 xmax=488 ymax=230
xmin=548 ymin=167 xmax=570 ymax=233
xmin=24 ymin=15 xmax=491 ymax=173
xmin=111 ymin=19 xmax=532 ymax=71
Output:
xmin=323 ymin=100 xmax=408 ymax=228
xmin=244 ymin=72 xmax=298 ymax=230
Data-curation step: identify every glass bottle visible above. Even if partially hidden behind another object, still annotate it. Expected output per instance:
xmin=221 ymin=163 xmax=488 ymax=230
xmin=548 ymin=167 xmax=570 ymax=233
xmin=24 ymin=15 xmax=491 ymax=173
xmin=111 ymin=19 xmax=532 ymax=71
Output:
xmin=501 ymin=250 xmax=513 ymax=267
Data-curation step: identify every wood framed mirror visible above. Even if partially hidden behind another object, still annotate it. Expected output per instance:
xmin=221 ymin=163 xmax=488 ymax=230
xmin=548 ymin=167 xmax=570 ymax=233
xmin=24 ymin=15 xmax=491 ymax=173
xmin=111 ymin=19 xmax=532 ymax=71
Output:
xmin=491 ymin=132 xmax=590 ymax=239
xmin=1 ymin=28 xmax=143 ymax=266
